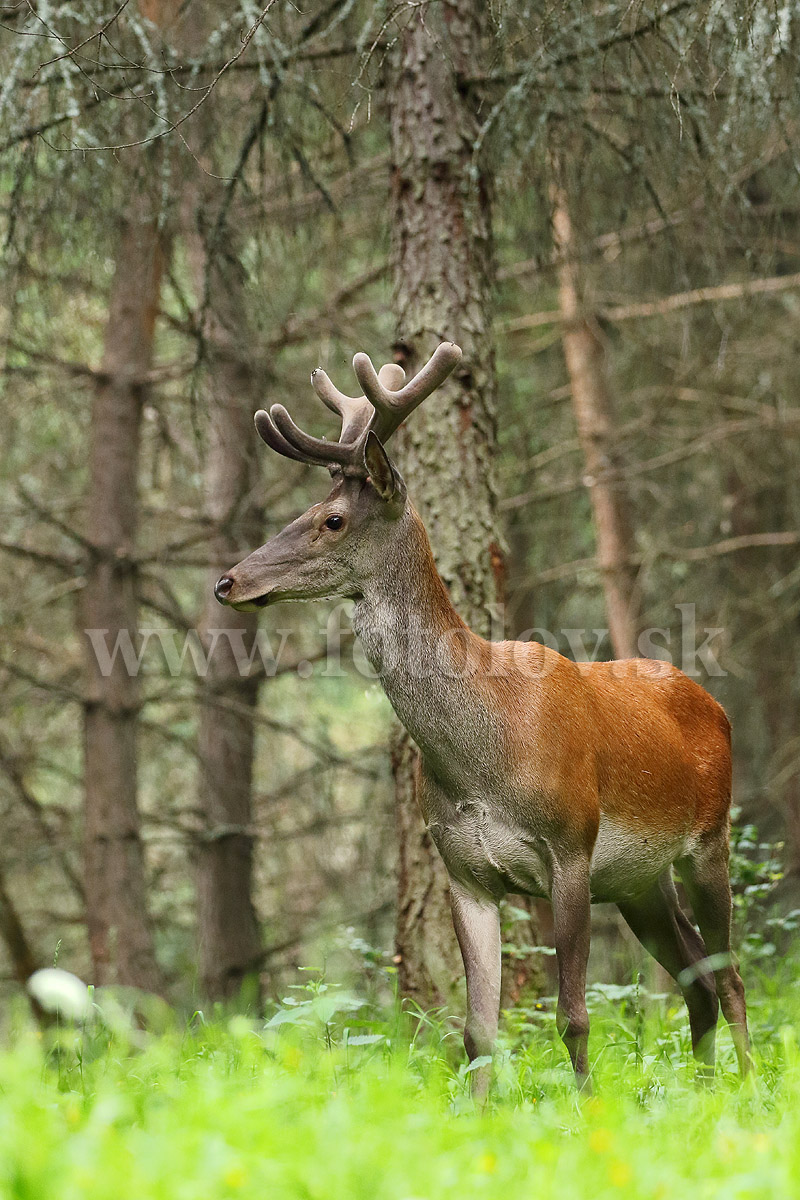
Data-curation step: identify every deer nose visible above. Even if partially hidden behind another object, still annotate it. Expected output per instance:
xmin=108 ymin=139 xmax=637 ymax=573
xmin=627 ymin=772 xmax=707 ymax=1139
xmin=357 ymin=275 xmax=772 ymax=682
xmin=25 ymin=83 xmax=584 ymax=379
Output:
xmin=214 ymin=575 xmax=235 ymax=603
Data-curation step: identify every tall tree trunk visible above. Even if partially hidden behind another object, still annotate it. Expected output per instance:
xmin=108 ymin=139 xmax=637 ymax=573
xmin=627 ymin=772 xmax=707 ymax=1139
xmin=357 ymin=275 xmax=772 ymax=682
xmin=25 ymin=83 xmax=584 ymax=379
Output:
xmin=549 ymin=162 xmax=645 ymax=985
xmin=550 ymin=164 xmax=641 ymax=660
xmin=162 ymin=0 xmax=265 ymax=1003
xmin=195 ymin=264 xmax=264 ymax=1003
xmin=81 ymin=203 xmax=166 ymax=992
xmin=387 ymin=1 xmax=542 ymax=1008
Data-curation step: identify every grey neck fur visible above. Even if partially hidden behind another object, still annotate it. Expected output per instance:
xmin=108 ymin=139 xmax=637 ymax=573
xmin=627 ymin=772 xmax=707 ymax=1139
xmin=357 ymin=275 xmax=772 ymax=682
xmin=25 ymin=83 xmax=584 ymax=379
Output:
xmin=352 ymin=505 xmax=495 ymax=788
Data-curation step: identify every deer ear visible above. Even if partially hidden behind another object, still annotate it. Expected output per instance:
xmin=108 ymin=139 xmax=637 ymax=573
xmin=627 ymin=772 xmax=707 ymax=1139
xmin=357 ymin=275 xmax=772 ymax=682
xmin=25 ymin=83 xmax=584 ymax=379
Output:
xmin=364 ymin=431 xmax=405 ymax=507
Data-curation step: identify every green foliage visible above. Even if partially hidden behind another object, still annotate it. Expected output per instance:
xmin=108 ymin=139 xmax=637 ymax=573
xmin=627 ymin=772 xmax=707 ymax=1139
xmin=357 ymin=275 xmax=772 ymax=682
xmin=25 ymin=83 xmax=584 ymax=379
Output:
xmin=729 ymin=814 xmax=788 ymax=964
xmin=2 ymin=970 xmax=800 ymax=1199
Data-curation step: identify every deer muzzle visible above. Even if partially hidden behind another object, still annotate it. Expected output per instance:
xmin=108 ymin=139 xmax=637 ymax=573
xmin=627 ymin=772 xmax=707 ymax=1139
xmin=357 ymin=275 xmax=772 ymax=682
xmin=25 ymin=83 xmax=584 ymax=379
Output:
xmin=213 ymin=569 xmax=274 ymax=610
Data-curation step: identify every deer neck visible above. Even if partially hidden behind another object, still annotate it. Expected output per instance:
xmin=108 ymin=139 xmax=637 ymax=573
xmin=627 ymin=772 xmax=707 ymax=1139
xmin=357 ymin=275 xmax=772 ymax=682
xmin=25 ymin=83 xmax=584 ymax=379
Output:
xmin=353 ymin=506 xmax=489 ymax=765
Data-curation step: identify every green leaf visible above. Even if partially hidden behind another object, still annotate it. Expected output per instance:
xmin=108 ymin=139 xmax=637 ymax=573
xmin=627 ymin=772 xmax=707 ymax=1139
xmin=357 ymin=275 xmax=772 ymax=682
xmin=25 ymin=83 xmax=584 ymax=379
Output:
xmin=464 ymin=1055 xmax=492 ymax=1073
xmin=265 ymin=1006 xmax=311 ymax=1028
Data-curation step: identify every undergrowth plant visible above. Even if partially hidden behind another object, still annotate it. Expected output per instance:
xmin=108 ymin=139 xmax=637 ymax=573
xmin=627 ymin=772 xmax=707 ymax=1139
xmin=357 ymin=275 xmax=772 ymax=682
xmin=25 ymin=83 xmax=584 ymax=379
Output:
xmin=2 ymin=930 xmax=797 ymax=1200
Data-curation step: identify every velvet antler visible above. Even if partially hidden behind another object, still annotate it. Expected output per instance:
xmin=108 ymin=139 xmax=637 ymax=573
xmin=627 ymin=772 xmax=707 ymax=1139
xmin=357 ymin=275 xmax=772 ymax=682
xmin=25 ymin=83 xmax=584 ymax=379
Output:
xmin=254 ymin=342 xmax=462 ymax=475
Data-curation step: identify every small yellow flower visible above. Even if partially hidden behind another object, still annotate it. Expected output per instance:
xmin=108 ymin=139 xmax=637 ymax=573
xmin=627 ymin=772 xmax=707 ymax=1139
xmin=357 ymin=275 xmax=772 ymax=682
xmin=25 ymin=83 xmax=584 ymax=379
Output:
xmin=753 ymin=1133 xmax=771 ymax=1154
xmin=223 ymin=1166 xmax=247 ymax=1189
xmin=477 ymin=1153 xmax=497 ymax=1173
xmin=609 ymin=1160 xmax=632 ymax=1187
xmin=283 ymin=1046 xmax=303 ymax=1072
xmin=716 ymin=1133 xmax=737 ymax=1161
xmin=589 ymin=1127 xmax=612 ymax=1154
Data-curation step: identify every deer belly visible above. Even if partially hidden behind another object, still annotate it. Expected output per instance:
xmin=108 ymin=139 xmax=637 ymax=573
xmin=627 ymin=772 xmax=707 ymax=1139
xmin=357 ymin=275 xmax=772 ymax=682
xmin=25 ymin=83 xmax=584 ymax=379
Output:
xmin=589 ymin=817 xmax=690 ymax=902
xmin=428 ymin=809 xmax=551 ymax=900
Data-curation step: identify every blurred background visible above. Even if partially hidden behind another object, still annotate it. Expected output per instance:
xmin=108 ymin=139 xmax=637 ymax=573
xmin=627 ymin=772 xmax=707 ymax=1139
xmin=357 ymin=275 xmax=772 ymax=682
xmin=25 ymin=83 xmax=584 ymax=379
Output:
xmin=0 ymin=0 xmax=798 ymax=1016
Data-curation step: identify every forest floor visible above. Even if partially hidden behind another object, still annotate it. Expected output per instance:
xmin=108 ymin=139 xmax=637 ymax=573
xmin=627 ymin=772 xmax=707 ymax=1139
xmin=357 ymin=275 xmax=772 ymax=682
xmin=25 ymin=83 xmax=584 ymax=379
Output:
xmin=1 ymin=966 xmax=798 ymax=1199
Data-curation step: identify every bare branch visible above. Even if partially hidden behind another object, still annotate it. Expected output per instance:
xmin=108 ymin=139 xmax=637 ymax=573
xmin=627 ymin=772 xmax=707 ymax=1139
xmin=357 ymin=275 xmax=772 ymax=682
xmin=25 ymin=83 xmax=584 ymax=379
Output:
xmin=53 ymin=1 xmax=281 ymax=154
xmin=503 ymin=410 xmax=800 ymax=510
xmin=1 ymin=339 xmax=192 ymax=385
xmin=505 ymin=272 xmax=800 ymax=333
xmin=0 ymin=735 xmax=85 ymax=900
xmin=672 ymin=532 xmax=800 ymax=562
xmin=499 ymin=141 xmax=793 ymax=283
xmin=0 ymin=539 xmax=77 ymax=572
xmin=16 ymin=483 xmax=95 ymax=555
xmin=0 ymin=657 xmax=84 ymax=706
xmin=600 ymin=272 xmax=800 ymax=322
xmin=32 ymin=0 xmax=132 ymax=77
xmin=526 ymin=533 xmax=800 ymax=586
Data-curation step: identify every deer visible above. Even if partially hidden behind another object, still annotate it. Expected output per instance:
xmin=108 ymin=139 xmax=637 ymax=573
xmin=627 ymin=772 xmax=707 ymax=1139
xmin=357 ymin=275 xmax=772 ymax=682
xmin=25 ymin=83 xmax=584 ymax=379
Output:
xmin=214 ymin=340 xmax=751 ymax=1096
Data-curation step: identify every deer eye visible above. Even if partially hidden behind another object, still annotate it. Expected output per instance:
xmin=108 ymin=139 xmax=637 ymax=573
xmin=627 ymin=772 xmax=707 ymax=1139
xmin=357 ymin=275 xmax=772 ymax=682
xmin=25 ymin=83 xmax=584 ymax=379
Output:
xmin=324 ymin=514 xmax=344 ymax=531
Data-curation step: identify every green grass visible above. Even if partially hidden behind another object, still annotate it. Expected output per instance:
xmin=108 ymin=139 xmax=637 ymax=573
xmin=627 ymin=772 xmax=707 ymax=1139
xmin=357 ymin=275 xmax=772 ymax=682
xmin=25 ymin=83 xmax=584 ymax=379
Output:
xmin=1 ymin=971 xmax=799 ymax=1200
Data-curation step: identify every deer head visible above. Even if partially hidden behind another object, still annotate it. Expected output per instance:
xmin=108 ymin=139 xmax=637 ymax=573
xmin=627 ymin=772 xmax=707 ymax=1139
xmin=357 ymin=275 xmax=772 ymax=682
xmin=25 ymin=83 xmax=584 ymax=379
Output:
xmin=214 ymin=342 xmax=462 ymax=610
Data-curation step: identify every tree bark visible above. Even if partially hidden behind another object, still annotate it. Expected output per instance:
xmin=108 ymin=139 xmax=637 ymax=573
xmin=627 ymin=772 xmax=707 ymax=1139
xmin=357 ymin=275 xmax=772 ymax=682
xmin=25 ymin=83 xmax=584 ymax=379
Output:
xmin=81 ymin=203 xmax=166 ymax=992
xmin=550 ymin=166 xmax=641 ymax=660
xmin=386 ymin=1 xmax=544 ymax=1008
xmin=195 ymin=262 xmax=264 ymax=1004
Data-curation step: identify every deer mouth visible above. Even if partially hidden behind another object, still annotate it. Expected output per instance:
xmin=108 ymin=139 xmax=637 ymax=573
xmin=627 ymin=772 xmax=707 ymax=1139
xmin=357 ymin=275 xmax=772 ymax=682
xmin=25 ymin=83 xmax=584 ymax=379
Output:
xmin=230 ymin=592 xmax=273 ymax=612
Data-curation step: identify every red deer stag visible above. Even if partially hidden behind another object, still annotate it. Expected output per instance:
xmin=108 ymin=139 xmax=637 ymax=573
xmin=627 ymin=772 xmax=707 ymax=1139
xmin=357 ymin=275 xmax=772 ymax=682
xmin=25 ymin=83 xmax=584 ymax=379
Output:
xmin=214 ymin=341 xmax=750 ymax=1094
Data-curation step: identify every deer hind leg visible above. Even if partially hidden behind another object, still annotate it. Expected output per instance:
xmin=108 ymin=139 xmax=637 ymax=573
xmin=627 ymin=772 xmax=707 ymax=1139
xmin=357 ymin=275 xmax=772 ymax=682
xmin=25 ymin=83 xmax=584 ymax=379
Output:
xmin=678 ymin=834 xmax=752 ymax=1076
xmin=551 ymin=857 xmax=592 ymax=1090
xmin=617 ymin=871 xmax=719 ymax=1076
xmin=449 ymin=879 xmax=501 ymax=1101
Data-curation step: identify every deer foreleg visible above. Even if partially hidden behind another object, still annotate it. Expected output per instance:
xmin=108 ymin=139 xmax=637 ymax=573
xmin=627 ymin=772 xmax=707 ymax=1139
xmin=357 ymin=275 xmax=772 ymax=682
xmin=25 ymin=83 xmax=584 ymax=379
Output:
xmin=449 ymin=879 xmax=501 ymax=1101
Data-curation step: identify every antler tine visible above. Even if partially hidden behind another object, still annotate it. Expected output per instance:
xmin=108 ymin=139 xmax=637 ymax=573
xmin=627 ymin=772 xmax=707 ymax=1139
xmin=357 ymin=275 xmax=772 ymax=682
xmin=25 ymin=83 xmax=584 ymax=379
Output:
xmin=269 ymin=404 xmax=363 ymax=470
xmin=254 ymin=408 xmax=327 ymax=467
xmin=254 ymin=342 xmax=463 ymax=475
xmin=376 ymin=362 xmax=406 ymax=391
xmin=310 ymin=367 xmax=373 ymax=446
xmin=352 ymin=342 xmax=462 ymax=443
xmin=255 ymin=365 xmax=372 ymax=475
